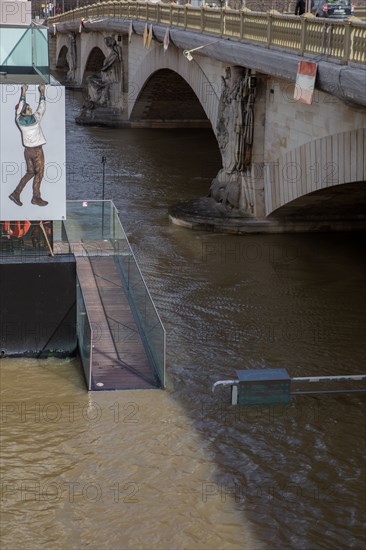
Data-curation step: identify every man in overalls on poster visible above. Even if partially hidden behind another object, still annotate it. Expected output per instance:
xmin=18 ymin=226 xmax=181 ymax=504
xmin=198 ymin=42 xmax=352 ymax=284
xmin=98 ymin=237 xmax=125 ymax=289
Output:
xmin=9 ymin=84 xmax=48 ymax=207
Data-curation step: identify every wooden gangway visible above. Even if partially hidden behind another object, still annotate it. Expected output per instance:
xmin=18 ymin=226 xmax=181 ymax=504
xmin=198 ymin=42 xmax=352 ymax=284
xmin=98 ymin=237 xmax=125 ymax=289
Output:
xmin=74 ymin=242 xmax=160 ymax=391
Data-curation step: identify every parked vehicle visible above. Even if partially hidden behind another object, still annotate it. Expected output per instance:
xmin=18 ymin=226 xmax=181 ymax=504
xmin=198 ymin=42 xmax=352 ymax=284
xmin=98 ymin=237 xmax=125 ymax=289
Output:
xmin=311 ymin=0 xmax=354 ymax=18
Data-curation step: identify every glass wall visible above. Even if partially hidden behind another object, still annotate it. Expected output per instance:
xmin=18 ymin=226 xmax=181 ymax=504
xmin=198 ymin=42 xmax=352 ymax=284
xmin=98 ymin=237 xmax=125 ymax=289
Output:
xmin=0 ymin=24 xmax=50 ymax=82
xmin=76 ymin=275 xmax=93 ymax=390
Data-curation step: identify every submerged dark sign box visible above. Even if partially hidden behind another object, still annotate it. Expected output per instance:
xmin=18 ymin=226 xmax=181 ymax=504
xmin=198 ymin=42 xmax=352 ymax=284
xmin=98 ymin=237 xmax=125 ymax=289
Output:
xmin=0 ymin=84 xmax=66 ymax=221
xmin=235 ymin=369 xmax=291 ymax=405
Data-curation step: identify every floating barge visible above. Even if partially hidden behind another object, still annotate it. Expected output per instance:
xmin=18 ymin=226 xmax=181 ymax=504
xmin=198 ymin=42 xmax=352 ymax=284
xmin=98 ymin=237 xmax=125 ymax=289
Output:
xmin=0 ymin=200 xmax=166 ymax=391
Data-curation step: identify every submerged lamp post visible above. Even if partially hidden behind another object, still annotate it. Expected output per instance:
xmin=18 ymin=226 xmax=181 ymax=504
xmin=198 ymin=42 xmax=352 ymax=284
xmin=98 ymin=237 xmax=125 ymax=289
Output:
xmin=101 ymin=155 xmax=106 ymax=238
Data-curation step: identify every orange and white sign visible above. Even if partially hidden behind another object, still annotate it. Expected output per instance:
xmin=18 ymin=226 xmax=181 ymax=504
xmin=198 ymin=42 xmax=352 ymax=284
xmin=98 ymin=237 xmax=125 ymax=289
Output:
xmin=294 ymin=61 xmax=317 ymax=105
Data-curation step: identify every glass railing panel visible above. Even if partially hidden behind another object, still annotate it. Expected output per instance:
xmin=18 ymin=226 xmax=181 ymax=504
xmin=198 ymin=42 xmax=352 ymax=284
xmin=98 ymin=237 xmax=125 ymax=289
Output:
xmin=0 ymin=24 xmax=50 ymax=81
xmin=65 ymin=200 xmax=165 ymax=388
xmin=114 ymin=250 xmax=165 ymax=387
xmin=33 ymin=26 xmax=50 ymax=82
xmin=1 ymin=27 xmax=33 ymax=66
xmin=142 ymin=291 xmax=166 ymax=386
xmin=64 ymin=200 xmax=116 ymax=244
xmin=53 ymin=220 xmax=72 ymax=254
xmin=76 ymin=275 xmax=93 ymax=390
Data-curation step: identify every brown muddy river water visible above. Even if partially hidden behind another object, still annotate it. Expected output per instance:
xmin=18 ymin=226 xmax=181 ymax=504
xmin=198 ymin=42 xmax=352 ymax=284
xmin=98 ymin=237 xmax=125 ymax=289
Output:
xmin=1 ymin=91 xmax=365 ymax=549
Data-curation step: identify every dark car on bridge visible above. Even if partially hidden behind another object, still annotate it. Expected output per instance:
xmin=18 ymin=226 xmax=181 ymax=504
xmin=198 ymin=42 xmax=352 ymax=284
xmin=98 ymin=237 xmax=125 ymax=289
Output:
xmin=311 ymin=0 xmax=354 ymax=18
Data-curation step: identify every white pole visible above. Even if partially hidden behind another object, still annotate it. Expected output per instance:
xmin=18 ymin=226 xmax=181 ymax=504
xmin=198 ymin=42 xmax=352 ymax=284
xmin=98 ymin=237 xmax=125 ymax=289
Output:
xmin=292 ymin=374 xmax=366 ymax=383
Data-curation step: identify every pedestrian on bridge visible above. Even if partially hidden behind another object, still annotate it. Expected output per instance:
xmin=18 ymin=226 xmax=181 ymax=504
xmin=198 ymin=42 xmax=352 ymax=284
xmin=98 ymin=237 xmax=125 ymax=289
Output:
xmin=295 ymin=0 xmax=306 ymax=14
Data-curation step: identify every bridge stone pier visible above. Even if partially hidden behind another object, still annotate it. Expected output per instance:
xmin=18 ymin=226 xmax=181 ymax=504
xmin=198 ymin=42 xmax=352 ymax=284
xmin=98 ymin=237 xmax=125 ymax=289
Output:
xmin=49 ymin=4 xmax=366 ymax=232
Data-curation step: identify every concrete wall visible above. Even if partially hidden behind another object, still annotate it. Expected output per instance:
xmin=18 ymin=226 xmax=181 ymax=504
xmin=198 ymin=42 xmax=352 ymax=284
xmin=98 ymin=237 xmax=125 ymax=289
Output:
xmin=263 ymin=78 xmax=366 ymax=163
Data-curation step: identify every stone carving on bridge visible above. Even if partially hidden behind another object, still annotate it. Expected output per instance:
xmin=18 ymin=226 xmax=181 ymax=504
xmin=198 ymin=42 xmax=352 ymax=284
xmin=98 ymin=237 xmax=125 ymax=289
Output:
xmin=209 ymin=67 xmax=256 ymax=217
xmin=77 ymin=36 xmax=123 ymax=125
xmin=65 ymin=33 xmax=77 ymax=85
xmin=85 ymin=36 xmax=122 ymax=108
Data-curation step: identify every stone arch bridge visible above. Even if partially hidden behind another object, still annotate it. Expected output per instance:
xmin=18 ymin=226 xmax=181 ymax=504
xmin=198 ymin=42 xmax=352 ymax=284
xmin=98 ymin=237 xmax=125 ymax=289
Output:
xmin=49 ymin=3 xmax=366 ymax=230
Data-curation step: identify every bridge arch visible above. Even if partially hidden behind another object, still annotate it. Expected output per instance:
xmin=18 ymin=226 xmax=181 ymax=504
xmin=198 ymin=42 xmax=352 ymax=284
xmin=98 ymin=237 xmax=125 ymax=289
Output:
xmin=265 ymin=129 xmax=366 ymax=216
xmin=130 ymin=68 xmax=210 ymax=125
xmin=82 ymin=46 xmax=106 ymax=84
xmin=127 ymin=43 xmax=221 ymax=132
xmin=55 ymin=31 xmax=70 ymax=71
xmin=56 ymin=45 xmax=69 ymax=70
xmin=79 ymin=33 xmax=111 ymax=84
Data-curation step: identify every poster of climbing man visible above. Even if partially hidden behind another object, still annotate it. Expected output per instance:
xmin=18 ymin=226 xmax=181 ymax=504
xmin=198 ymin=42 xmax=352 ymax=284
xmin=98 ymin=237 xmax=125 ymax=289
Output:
xmin=0 ymin=84 xmax=66 ymax=221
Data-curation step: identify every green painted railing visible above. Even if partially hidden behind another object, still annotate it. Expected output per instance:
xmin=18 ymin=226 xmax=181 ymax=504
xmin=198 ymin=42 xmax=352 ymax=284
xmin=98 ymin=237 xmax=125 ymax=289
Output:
xmin=49 ymin=1 xmax=366 ymax=64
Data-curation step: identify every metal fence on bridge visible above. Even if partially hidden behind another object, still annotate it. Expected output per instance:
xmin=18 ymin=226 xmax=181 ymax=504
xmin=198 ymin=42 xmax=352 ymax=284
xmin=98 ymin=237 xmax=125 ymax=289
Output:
xmin=49 ymin=1 xmax=366 ymax=65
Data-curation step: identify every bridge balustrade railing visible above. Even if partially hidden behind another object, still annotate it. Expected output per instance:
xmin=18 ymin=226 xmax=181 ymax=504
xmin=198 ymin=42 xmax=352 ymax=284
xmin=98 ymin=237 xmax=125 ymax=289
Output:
xmin=48 ymin=1 xmax=366 ymax=65
xmin=146 ymin=3 xmax=158 ymax=21
xmin=299 ymin=17 xmax=322 ymax=55
xmin=202 ymin=8 xmax=223 ymax=35
xmin=350 ymin=21 xmax=366 ymax=63
xmin=270 ymin=13 xmax=302 ymax=50
xmin=185 ymin=6 xmax=205 ymax=31
xmin=330 ymin=23 xmax=348 ymax=59
xmin=224 ymin=10 xmax=241 ymax=38
xmin=170 ymin=5 xmax=186 ymax=27
xmin=157 ymin=4 xmax=171 ymax=26
xmin=241 ymin=11 xmax=270 ymax=44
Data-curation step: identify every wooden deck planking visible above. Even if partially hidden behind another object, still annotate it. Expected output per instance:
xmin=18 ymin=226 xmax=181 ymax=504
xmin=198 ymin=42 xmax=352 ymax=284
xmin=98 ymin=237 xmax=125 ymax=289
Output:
xmin=76 ymin=250 xmax=158 ymax=391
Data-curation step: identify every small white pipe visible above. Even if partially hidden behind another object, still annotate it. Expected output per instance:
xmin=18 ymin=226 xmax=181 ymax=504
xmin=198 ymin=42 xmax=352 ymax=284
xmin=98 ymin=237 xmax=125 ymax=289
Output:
xmin=212 ymin=379 xmax=239 ymax=393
